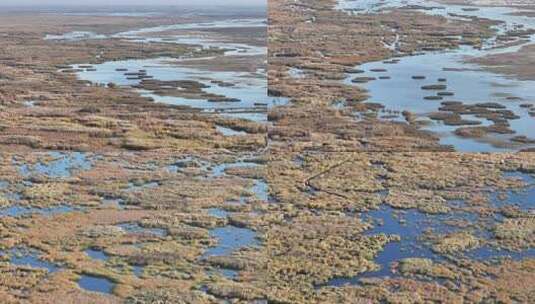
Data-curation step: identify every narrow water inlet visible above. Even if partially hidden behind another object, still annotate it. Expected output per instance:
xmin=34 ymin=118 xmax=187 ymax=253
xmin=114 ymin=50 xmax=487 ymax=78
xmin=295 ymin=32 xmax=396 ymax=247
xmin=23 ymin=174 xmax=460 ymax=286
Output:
xmin=251 ymin=179 xmax=270 ymax=201
xmin=208 ymin=160 xmax=270 ymax=201
xmin=208 ymin=208 xmax=230 ymax=219
xmin=210 ymin=160 xmax=260 ymax=178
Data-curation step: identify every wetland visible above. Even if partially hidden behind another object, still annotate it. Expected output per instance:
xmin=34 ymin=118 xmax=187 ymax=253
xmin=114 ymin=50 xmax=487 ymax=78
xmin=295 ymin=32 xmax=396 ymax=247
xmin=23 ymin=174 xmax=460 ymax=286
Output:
xmin=0 ymin=1 xmax=534 ymax=303
xmin=270 ymin=0 xmax=535 ymax=152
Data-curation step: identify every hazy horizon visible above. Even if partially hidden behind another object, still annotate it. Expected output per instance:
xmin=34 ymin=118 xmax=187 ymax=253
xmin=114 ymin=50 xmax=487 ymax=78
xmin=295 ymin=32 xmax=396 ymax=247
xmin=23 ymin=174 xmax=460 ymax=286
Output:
xmin=0 ymin=0 xmax=265 ymax=7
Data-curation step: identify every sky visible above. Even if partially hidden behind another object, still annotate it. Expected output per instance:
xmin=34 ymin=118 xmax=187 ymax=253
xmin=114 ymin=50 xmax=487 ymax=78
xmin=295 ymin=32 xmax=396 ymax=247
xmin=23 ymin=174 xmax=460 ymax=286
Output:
xmin=0 ymin=0 xmax=265 ymax=6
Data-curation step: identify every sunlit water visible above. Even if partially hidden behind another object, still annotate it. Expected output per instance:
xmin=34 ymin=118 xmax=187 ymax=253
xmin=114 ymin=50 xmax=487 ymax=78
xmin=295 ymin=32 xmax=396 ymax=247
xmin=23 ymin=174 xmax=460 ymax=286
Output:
xmin=112 ymin=19 xmax=267 ymax=56
xmin=49 ymin=18 xmax=286 ymax=122
xmin=338 ymin=0 xmax=535 ymax=151
xmin=71 ymin=58 xmax=281 ymax=116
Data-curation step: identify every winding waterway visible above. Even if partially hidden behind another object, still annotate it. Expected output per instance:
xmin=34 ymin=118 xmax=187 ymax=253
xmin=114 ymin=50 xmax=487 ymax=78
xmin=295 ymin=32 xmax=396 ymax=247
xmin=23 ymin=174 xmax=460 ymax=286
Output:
xmin=338 ymin=0 xmax=535 ymax=151
xmin=48 ymin=18 xmax=286 ymax=123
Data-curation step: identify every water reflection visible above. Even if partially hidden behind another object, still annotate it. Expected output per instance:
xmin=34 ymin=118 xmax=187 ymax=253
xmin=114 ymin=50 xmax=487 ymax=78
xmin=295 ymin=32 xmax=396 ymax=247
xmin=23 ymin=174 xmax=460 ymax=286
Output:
xmin=338 ymin=0 xmax=535 ymax=151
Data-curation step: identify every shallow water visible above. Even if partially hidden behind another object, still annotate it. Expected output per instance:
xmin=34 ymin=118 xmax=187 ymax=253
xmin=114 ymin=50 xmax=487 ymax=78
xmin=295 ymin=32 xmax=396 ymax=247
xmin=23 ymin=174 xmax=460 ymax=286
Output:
xmin=208 ymin=208 xmax=230 ymax=218
xmin=209 ymin=160 xmax=269 ymax=201
xmin=57 ymin=16 xmax=286 ymax=122
xmin=51 ymin=27 xmax=266 ymax=55
xmin=7 ymin=248 xmax=58 ymax=273
xmin=287 ymin=67 xmax=306 ymax=79
xmin=324 ymin=197 xmax=535 ymax=286
xmin=85 ymin=249 xmax=109 ymax=262
xmin=338 ymin=0 xmax=535 ymax=151
xmin=466 ymin=246 xmax=535 ymax=261
xmin=64 ymin=12 xmax=162 ymax=17
xmin=347 ymin=48 xmax=535 ymax=152
xmin=204 ymin=226 xmax=257 ymax=257
xmin=216 ymin=125 xmax=247 ymax=136
xmin=78 ymin=275 xmax=115 ymax=294
xmin=132 ymin=265 xmax=144 ymax=277
xmin=333 ymin=207 xmax=450 ymax=284
xmin=18 ymin=152 xmax=92 ymax=178
xmin=45 ymin=31 xmax=107 ymax=41
xmin=117 ymin=222 xmax=167 ymax=237
xmin=251 ymin=179 xmax=270 ymax=201
xmin=71 ymin=58 xmax=285 ymax=122
xmin=114 ymin=19 xmax=266 ymax=44
xmin=167 ymin=156 xmax=211 ymax=174
xmin=205 ymin=208 xmax=246 ymax=279
xmin=111 ymin=18 xmax=267 ymax=57
xmin=336 ymin=0 xmax=413 ymax=13
xmin=117 ymin=36 xmax=266 ymax=57
xmin=46 ymin=18 xmax=265 ymax=42
xmin=0 ymin=205 xmax=75 ymax=217
xmin=492 ymin=172 xmax=535 ymax=212
xmin=210 ymin=160 xmax=260 ymax=178
xmin=219 ymin=268 xmax=239 ymax=279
